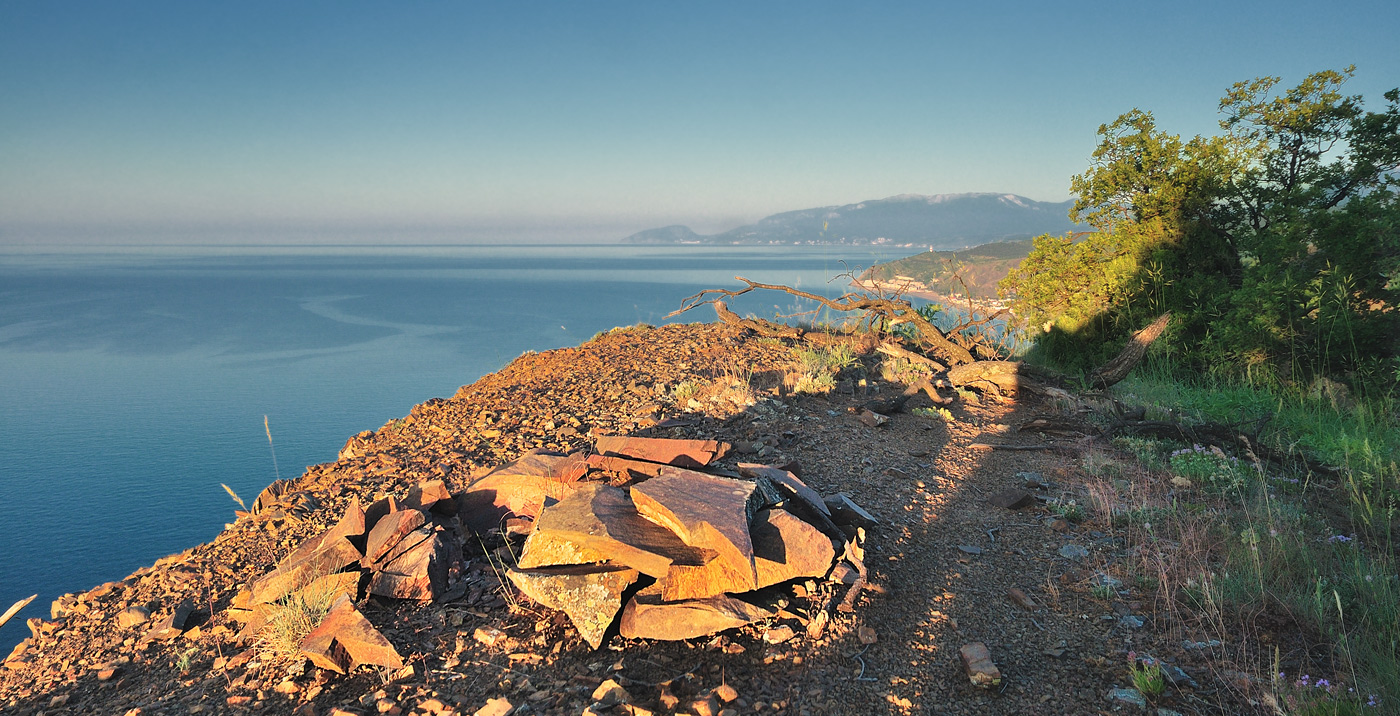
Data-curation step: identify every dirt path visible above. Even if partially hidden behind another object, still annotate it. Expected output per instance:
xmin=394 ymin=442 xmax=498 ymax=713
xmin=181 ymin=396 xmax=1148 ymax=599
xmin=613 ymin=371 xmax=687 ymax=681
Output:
xmin=0 ymin=323 xmax=1245 ymax=715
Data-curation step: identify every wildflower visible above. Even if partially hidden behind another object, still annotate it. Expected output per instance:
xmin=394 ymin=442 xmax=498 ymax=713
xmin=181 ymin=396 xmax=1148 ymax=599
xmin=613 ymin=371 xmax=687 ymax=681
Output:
xmin=1269 ymin=528 xmax=1279 ymax=537
xmin=1327 ymin=534 xmax=1353 ymax=543
xmin=1366 ymin=575 xmax=1374 ymax=582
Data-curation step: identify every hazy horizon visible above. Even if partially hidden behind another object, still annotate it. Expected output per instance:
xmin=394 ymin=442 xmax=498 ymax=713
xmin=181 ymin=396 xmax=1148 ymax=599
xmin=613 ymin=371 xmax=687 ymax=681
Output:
xmin=3 ymin=1 xmax=1398 ymax=245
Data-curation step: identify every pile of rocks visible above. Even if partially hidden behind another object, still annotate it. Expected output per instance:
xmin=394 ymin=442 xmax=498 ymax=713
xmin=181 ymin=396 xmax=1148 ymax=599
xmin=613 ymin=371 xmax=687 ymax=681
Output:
xmin=228 ymin=483 xmax=463 ymax=672
xmin=235 ymin=436 xmax=875 ymax=667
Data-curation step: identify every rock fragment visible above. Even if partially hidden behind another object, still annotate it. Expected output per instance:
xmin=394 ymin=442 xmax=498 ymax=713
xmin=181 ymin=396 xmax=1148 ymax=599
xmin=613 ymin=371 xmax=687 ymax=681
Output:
xmin=631 ymin=471 xmax=762 ymax=594
xmin=959 ymin=642 xmax=1002 ymax=688
xmin=298 ymin=595 xmax=404 ymax=674
xmin=506 ymin=565 xmax=639 ymax=649
xmin=618 ymin=591 xmax=771 ymax=641
xmin=750 ymin=509 xmax=837 ymax=589
xmin=517 ymin=482 xmax=711 ymax=578
xmin=988 ymin=489 xmax=1036 ymax=510
xmin=594 ymin=436 xmax=730 ymax=468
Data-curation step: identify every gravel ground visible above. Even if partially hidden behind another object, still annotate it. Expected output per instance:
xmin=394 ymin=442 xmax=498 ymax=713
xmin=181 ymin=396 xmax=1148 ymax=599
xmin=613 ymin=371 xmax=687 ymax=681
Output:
xmin=0 ymin=323 xmax=1256 ymax=715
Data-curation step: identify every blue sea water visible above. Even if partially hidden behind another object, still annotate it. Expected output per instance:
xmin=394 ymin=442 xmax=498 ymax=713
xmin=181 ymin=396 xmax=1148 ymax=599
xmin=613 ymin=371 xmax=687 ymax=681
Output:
xmin=0 ymin=243 xmax=920 ymax=649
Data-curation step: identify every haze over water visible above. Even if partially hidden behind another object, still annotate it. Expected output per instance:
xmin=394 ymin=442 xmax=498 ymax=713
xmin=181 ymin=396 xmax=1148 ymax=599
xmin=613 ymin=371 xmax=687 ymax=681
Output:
xmin=0 ymin=243 xmax=919 ymax=649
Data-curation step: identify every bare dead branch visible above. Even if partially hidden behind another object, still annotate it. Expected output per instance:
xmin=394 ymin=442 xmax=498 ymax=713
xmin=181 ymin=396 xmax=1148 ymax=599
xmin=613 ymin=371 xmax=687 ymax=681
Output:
xmin=669 ymin=276 xmax=977 ymax=366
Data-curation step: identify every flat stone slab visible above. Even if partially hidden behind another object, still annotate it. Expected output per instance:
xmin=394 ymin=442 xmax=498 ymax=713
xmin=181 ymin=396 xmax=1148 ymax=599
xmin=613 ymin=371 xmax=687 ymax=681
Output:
xmin=299 ymin=594 xmax=403 ymax=674
xmin=630 ymin=471 xmax=761 ymax=593
xmin=486 ymin=450 xmax=590 ymax=483
xmin=823 ymin=493 xmax=878 ymax=528
xmin=458 ymin=473 xmax=577 ymax=533
xmin=507 ymin=564 xmax=639 ymax=649
xmin=518 ymin=482 xmax=712 ymax=578
xmin=751 ymin=508 xmax=836 ymax=589
xmin=250 ymin=536 xmax=362 ymax=605
xmin=618 ymin=591 xmax=772 ymax=641
xmin=594 ymin=436 xmax=730 ymax=469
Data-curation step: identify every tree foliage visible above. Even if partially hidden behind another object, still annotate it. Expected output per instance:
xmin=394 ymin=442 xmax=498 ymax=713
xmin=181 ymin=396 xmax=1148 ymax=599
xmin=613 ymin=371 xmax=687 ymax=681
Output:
xmin=1002 ymin=68 xmax=1400 ymax=388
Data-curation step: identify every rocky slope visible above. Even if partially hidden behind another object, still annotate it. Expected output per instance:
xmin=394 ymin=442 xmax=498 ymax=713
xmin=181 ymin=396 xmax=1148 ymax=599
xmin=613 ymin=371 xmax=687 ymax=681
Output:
xmin=0 ymin=323 xmax=1253 ymax=715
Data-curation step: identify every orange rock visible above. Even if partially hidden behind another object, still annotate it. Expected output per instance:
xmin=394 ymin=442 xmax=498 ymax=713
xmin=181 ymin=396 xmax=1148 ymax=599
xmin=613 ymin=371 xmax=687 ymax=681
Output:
xmin=363 ymin=509 xmax=427 ymax=566
xmin=517 ymin=483 xmax=712 ymax=578
xmin=594 ymin=436 xmax=730 ymax=469
xmin=618 ymin=590 xmax=771 ymax=641
xmin=630 ymin=471 xmax=760 ymax=593
xmin=457 ymin=473 xmax=576 ymax=533
xmin=751 ymin=509 xmax=837 ymax=589
xmin=367 ymin=527 xmax=449 ymax=601
xmin=250 ymin=536 xmax=362 ymax=605
xmin=403 ymin=480 xmax=456 ymax=515
xmin=585 ymin=454 xmax=669 ymax=480
xmin=299 ymin=595 xmax=403 ymax=673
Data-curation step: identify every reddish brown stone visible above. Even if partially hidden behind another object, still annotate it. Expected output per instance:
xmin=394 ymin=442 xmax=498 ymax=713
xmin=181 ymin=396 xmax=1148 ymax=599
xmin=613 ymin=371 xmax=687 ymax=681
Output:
xmin=750 ymin=509 xmax=837 ymax=589
xmin=299 ymin=594 xmax=404 ymax=674
xmin=272 ymin=499 xmax=367 ymax=577
xmin=458 ymin=473 xmax=576 ymax=533
xmin=585 ymin=454 xmax=669 ymax=481
xmin=517 ymin=483 xmax=712 ymax=578
xmin=367 ymin=527 xmax=449 ymax=600
xmin=250 ymin=536 xmax=362 ymax=605
xmin=618 ymin=590 xmax=771 ymax=641
xmin=960 ymin=642 xmax=1002 ymax=688
xmin=630 ymin=471 xmax=760 ymax=593
xmin=989 ymin=489 xmax=1036 ymax=510
xmin=506 ymin=564 xmax=639 ymax=648
xmin=494 ymin=450 xmax=590 ymax=482
xmin=594 ymin=436 xmax=730 ymax=469
xmin=362 ymin=509 xmax=426 ymax=567
xmin=823 ymin=493 xmax=879 ymax=527
xmin=403 ymin=480 xmax=456 ymax=515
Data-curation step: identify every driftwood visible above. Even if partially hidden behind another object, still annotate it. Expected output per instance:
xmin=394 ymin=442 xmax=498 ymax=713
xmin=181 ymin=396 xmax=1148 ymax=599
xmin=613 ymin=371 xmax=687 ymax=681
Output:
xmin=1110 ymin=415 xmax=1338 ymax=476
xmin=1089 ymin=313 xmax=1171 ymax=389
xmin=670 ymin=278 xmax=976 ymax=366
xmin=0 ymin=594 xmax=36 ymax=630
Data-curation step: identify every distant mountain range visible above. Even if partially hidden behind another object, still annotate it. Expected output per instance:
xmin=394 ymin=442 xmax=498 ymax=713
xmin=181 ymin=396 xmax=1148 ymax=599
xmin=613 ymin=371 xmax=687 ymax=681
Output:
xmin=623 ymin=193 xmax=1077 ymax=248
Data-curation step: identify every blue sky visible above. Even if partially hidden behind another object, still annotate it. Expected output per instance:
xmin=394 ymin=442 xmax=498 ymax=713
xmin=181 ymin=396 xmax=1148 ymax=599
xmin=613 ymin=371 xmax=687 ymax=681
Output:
xmin=2 ymin=1 xmax=1397 ymax=243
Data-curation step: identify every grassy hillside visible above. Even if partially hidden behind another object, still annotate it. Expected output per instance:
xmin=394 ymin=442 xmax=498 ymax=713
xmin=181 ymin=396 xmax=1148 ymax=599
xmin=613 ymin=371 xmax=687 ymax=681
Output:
xmin=861 ymin=238 xmax=1033 ymax=298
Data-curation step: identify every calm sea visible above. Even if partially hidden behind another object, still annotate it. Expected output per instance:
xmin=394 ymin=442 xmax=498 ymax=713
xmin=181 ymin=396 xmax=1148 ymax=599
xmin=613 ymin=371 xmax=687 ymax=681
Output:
xmin=0 ymin=243 xmax=921 ymax=648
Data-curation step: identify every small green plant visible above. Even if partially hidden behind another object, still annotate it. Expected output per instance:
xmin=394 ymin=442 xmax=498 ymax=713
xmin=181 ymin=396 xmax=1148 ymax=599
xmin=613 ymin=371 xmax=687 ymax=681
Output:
xmin=1167 ymin=443 xmax=1251 ymax=493
xmin=175 ymin=647 xmax=199 ymax=673
xmin=1128 ymin=652 xmax=1166 ymax=698
xmin=1112 ymin=436 xmax=1168 ymax=472
xmin=912 ymin=406 xmax=954 ymax=422
xmin=1090 ymin=584 xmax=1117 ymax=600
xmin=793 ymin=372 xmax=836 ymax=395
xmin=672 ymin=380 xmax=702 ymax=404
xmin=1054 ymin=500 xmax=1085 ymax=523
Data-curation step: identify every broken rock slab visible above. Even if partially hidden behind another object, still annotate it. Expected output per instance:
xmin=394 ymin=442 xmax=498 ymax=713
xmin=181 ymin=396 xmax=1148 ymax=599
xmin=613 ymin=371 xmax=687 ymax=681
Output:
xmin=517 ymin=482 xmax=713 ymax=578
xmin=368 ymin=527 xmax=450 ymax=601
xmin=506 ymin=564 xmax=639 ymax=649
xmin=988 ymin=489 xmax=1036 ymax=510
xmin=299 ymin=594 xmax=404 ymax=674
xmin=457 ymin=473 xmax=577 ymax=534
xmin=823 ymin=493 xmax=878 ymax=528
xmin=249 ymin=536 xmax=363 ymax=605
xmin=618 ymin=590 xmax=772 ymax=641
xmin=362 ymin=509 xmax=427 ymax=567
xmin=751 ymin=508 xmax=837 ymax=589
xmin=594 ymin=436 xmax=730 ymax=469
xmin=403 ymin=480 xmax=456 ymax=515
xmin=959 ymin=642 xmax=1002 ymax=688
xmin=631 ymin=470 xmax=761 ymax=594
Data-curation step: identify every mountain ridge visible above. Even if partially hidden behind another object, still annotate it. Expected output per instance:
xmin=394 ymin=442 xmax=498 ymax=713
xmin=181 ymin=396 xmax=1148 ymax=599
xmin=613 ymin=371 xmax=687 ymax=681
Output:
xmin=624 ymin=192 xmax=1077 ymax=249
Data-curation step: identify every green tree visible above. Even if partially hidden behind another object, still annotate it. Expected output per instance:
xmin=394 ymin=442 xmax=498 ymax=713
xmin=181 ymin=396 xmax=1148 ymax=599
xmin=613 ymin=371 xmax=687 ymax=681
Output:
xmin=1004 ymin=68 xmax=1400 ymax=385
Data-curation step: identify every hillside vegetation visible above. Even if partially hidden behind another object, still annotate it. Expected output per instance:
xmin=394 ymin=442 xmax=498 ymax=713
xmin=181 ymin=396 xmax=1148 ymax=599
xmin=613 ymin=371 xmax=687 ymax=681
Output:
xmin=860 ymin=238 xmax=1034 ymax=298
